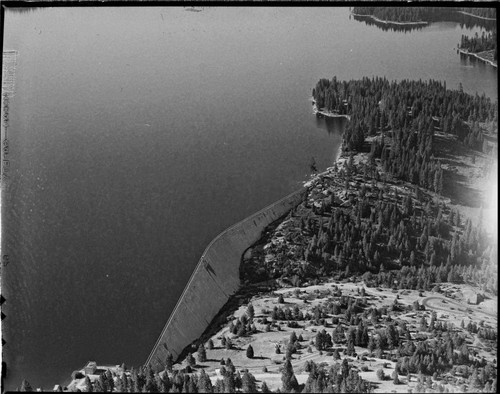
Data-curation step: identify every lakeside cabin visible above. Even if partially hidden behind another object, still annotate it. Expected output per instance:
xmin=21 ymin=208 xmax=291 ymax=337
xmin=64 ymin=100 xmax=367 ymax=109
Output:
xmin=67 ymin=361 xmax=126 ymax=392
xmin=83 ymin=361 xmax=97 ymax=375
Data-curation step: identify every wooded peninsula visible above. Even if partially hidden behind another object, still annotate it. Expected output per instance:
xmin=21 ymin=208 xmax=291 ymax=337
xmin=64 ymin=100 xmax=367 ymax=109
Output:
xmin=29 ymin=77 xmax=495 ymax=394
xmin=351 ymin=7 xmax=496 ymax=24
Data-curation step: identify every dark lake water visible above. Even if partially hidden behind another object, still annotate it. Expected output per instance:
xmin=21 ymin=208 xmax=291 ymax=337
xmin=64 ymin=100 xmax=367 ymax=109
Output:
xmin=1 ymin=7 xmax=497 ymax=389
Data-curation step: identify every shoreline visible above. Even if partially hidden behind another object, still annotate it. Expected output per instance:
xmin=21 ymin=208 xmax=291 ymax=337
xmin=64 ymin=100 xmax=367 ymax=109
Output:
xmin=145 ymin=188 xmax=307 ymax=369
xmin=456 ymin=10 xmax=497 ymax=21
xmin=458 ymin=48 xmax=498 ymax=68
xmin=310 ymin=98 xmax=351 ymax=121
xmin=304 ymin=104 xmax=351 ymax=189
xmin=351 ymin=12 xmax=429 ymax=26
xmin=147 ymin=102 xmax=352 ymax=368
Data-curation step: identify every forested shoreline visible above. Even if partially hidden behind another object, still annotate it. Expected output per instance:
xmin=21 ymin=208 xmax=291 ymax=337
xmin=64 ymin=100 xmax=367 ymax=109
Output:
xmin=313 ymin=77 xmax=496 ymax=186
xmin=351 ymin=7 xmax=496 ymax=36
xmin=460 ymin=31 xmax=497 ymax=61
xmin=245 ymin=76 xmax=497 ymax=297
xmin=236 ymin=76 xmax=498 ymax=394
xmin=351 ymin=7 xmax=496 ymax=24
xmin=351 ymin=7 xmax=440 ymax=24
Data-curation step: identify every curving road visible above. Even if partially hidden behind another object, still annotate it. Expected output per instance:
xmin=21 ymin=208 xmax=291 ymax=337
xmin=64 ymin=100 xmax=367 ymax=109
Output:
xmin=421 ymin=296 xmax=496 ymax=318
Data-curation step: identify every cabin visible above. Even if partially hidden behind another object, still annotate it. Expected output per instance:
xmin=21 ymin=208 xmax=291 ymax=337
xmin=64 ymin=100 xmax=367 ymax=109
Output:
xmin=83 ymin=361 xmax=97 ymax=375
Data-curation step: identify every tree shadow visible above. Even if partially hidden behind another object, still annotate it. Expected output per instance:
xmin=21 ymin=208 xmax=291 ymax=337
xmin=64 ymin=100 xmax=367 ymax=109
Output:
xmin=434 ymin=135 xmax=477 ymax=161
xmin=441 ymin=170 xmax=484 ymax=207
xmin=205 ymin=358 xmax=221 ymax=363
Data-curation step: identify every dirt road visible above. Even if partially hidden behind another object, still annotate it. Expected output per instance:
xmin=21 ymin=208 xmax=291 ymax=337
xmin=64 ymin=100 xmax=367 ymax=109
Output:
xmin=422 ymin=296 xmax=496 ymax=318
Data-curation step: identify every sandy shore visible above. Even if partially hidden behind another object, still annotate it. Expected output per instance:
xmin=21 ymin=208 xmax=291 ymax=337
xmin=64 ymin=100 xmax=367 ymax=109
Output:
xmin=458 ymin=48 xmax=498 ymax=68
xmin=351 ymin=12 xmax=428 ymax=26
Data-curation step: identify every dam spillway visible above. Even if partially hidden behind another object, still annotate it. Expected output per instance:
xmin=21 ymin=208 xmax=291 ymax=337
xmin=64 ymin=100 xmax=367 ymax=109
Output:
xmin=146 ymin=188 xmax=307 ymax=371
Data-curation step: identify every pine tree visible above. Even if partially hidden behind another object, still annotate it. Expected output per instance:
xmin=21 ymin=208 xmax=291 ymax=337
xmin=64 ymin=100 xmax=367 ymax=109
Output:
xmin=165 ymin=351 xmax=174 ymax=371
xmin=158 ymin=372 xmax=171 ymax=393
xmin=181 ymin=376 xmax=191 ymax=393
xmin=135 ymin=368 xmax=146 ymax=392
xmin=241 ymin=371 xmax=257 ymax=393
xmin=261 ymin=381 xmax=271 ymax=393
xmin=115 ymin=373 xmax=127 ymax=392
xmin=392 ymin=370 xmax=400 ymax=384
xmin=223 ymin=371 xmax=236 ymax=393
xmin=94 ymin=375 xmax=106 ymax=392
xmin=341 ymin=358 xmax=350 ymax=378
xmin=246 ymin=344 xmax=254 ymax=359
xmin=281 ymin=358 xmax=299 ymax=392
xmin=214 ymin=379 xmax=224 ymax=393
xmin=198 ymin=343 xmax=207 ymax=362
xmin=84 ymin=376 xmax=93 ymax=392
xmin=198 ymin=369 xmax=213 ymax=393
xmin=368 ymin=335 xmax=376 ymax=352
xmin=226 ymin=358 xmax=236 ymax=374
xmin=187 ymin=376 xmax=197 ymax=393
xmin=246 ymin=303 xmax=255 ymax=319
xmin=144 ymin=364 xmax=159 ymax=392
xmin=234 ymin=371 xmax=242 ymax=390
xmin=187 ymin=352 xmax=196 ymax=367
xmin=104 ymin=370 xmax=114 ymax=392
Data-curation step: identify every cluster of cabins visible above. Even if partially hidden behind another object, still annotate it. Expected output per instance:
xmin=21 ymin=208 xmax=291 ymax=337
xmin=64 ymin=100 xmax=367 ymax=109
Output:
xmin=56 ymin=361 xmax=124 ymax=392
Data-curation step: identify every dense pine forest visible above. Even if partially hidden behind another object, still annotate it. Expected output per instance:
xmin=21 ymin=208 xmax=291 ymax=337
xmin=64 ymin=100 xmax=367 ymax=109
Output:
xmin=243 ymin=77 xmax=498 ymax=295
xmin=243 ymin=157 xmax=498 ymax=294
xmin=235 ymin=77 xmax=498 ymax=393
xmin=313 ymin=77 xmax=496 ymax=180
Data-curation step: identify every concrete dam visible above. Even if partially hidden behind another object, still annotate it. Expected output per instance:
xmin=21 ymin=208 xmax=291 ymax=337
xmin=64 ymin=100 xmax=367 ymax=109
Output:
xmin=146 ymin=188 xmax=307 ymax=371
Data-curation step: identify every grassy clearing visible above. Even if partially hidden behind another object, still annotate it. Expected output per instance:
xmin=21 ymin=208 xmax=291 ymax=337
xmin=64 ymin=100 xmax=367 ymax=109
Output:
xmin=174 ymin=279 xmax=497 ymax=393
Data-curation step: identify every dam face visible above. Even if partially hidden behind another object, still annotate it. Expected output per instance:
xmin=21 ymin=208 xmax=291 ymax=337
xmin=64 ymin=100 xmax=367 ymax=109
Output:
xmin=146 ymin=188 xmax=307 ymax=371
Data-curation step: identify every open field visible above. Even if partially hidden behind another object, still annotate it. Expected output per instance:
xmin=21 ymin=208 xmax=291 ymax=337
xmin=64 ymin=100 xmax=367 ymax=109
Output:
xmin=174 ymin=279 xmax=497 ymax=393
